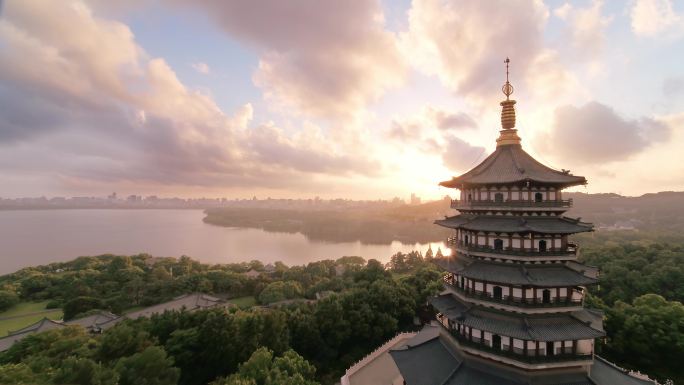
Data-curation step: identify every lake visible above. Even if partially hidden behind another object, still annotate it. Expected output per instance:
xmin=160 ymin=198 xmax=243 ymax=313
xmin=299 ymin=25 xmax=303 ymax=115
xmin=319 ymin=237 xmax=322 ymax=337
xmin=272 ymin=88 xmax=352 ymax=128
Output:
xmin=0 ymin=209 xmax=446 ymax=275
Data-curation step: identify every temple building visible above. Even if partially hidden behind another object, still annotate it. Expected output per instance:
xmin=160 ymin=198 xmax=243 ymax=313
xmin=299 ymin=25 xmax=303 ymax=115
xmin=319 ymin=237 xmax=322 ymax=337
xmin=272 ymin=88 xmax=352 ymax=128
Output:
xmin=341 ymin=60 xmax=659 ymax=385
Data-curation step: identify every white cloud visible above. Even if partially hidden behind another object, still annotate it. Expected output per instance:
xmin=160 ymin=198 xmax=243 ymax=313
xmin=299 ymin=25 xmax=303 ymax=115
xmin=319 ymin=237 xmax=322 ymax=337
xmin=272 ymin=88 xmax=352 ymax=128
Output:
xmin=177 ymin=0 xmax=407 ymax=120
xmin=535 ymin=101 xmax=671 ymax=165
xmin=554 ymin=1 xmax=612 ymax=58
xmin=0 ymin=0 xmax=380 ymax=192
xmin=441 ymin=136 xmax=485 ymax=172
xmin=191 ymin=61 xmax=210 ymax=74
xmin=401 ymin=0 xmax=563 ymax=104
xmin=630 ymin=0 xmax=683 ymax=37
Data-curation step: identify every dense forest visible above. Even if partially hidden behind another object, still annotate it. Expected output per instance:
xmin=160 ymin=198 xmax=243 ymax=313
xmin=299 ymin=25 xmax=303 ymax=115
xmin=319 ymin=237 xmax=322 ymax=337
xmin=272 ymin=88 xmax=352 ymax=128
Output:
xmin=0 ymin=253 xmax=440 ymax=384
xmin=0 ymin=230 xmax=683 ymax=384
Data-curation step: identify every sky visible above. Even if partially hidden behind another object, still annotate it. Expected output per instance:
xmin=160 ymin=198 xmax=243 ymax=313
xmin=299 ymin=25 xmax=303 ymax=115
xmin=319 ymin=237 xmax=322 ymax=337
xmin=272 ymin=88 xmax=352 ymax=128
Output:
xmin=0 ymin=0 xmax=683 ymax=200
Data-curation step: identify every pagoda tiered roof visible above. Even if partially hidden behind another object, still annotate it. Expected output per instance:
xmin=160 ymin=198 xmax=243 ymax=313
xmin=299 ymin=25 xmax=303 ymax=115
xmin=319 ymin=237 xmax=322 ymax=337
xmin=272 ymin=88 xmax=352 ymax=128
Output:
xmin=440 ymin=144 xmax=586 ymax=188
xmin=389 ymin=325 xmax=656 ymax=385
xmin=430 ymin=295 xmax=605 ymax=341
xmin=435 ymin=214 xmax=593 ymax=234
xmin=434 ymin=258 xmax=597 ymax=287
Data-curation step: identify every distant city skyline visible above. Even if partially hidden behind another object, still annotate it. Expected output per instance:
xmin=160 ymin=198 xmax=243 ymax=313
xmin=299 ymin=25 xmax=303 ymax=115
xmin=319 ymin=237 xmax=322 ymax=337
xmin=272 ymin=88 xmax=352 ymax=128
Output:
xmin=1 ymin=0 xmax=683 ymax=199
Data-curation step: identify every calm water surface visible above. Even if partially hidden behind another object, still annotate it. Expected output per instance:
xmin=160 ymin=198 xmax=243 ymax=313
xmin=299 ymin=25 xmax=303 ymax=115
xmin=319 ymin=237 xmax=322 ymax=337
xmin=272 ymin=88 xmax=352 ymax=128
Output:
xmin=0 ymin=210 xmax=445 ymax=274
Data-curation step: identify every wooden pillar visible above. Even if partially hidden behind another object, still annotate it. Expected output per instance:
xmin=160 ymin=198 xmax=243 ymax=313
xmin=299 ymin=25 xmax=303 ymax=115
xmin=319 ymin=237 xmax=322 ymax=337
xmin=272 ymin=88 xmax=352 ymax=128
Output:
xmin=530 ymin=233 xmax=535 ymax=252
xmin=572 ymin=340 xmax=577 ymax=355
xmin=533 ymin=288 xmax=538 ymax=304
xmin=523 ymin=340 xmax=528 ymax=356
xmin=535 ymin=341 xmax=540 ymax=357
xmin=469 ymin=327 xmax=472 ymax=341
xmin=522 ymin=286 xmax=527 ymax=303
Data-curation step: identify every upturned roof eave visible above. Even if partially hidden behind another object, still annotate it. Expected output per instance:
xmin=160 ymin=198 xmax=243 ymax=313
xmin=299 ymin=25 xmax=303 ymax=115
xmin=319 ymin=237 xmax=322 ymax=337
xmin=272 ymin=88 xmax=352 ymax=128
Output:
xmin=439 ymin=176 xmax=588 ymax=189
xmin=434 ymin=217 xmax=595 ymax=235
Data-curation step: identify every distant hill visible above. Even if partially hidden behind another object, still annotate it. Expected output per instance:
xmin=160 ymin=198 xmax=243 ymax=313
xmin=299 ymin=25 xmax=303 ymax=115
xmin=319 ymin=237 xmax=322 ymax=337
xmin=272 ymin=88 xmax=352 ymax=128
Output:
xmin=564 ymin=191 xmax=684 ymax=233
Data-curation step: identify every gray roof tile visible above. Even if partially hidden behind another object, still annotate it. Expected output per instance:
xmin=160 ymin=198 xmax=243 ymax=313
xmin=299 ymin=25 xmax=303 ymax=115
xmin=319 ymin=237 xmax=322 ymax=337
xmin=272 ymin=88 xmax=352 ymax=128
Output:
xmin=390 ymin=327 xmax=653 ymax=385
xmin=429 ymin=295 xmax=605 ymax=341
xmin=434 ymin=258 xmax=598 ymax=287
xmin=435 ymin=215 xmax=593 ymax=234
xmin=440 ymin=144 xmax=586 ymax=187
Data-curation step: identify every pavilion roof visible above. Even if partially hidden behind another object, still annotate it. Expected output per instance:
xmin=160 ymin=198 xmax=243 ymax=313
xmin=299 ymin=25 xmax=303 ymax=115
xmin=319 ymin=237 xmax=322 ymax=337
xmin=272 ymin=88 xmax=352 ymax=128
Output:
xmin=440 ymin=144 xmax=586 ymax=188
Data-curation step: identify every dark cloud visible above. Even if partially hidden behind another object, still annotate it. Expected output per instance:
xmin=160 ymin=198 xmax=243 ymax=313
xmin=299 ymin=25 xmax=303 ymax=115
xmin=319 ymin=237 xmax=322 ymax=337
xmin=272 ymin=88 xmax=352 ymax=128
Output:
xmin=538 ymin=102 xmax=671 ymax=164
xmin=441 ymin=136 xmax=485 ymax=171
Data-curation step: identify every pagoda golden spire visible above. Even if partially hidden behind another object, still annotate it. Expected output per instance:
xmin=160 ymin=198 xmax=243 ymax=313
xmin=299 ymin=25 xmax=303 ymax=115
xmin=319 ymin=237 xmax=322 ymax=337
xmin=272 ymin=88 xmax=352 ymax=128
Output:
xmin=496 ymin=57 xmax=522 ymax=146
xmin=500 ymin=57 xmax=516 ymax=129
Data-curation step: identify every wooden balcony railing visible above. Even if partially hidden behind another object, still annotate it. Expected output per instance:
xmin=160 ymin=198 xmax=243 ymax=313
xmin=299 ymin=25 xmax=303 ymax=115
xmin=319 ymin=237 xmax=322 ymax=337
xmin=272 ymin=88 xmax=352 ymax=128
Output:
xmin=449 ymin=330 xmax=592 ymax=364
xmin=443 ymin=278 xmax=583 ymax=309
xmin=451 ymin=199 xmax=573 ymax=209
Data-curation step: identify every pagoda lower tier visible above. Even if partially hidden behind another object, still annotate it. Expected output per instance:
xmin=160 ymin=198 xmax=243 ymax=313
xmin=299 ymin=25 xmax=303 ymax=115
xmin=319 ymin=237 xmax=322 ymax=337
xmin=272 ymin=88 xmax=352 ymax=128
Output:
xmin=430 ymin=294 xmax=605 ymax=370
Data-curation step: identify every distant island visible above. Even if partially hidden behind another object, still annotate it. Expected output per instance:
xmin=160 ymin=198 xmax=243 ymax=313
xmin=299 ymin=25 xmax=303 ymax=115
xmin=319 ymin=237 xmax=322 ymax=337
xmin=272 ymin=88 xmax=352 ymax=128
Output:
xmin=203 ymin=191 xmax=684 ymax=244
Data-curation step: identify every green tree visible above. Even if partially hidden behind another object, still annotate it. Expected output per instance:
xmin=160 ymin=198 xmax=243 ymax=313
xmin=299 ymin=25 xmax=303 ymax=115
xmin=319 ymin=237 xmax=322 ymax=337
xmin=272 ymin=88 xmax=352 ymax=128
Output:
xmin=258 ymin=281 xmax=303 ymax=305
xmin=604 ymin=294 xmax=684 ymax=383
xmin=211 ymin=348 xmax=317 ymax=385
xmin=0 ymin=363 xmax=41 ymax=384
xmin=63 ymin=296 xmax=105 ymax=320
xmin=98 ymin=323 xmax=156 ymax=363
xmin=53 ymin=357 xmax=119 ymax=385
xmin=0 ymin=291 xmax=19 ymax=312
xmin=115 ymin=346 xmax=180 ymax=385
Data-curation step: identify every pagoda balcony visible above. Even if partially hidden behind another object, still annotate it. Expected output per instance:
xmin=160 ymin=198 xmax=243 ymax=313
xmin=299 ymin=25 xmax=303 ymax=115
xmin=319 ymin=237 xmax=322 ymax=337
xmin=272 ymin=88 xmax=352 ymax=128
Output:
xmin=449 ymin=330 xmax=593 ymax=365
xmin=451 ymin=199 xmax=572 ymax=210
xmin=447 ymin=238 xmax=579 ymax=258
xmin=443 ymin=277 xmax=583 ymax=309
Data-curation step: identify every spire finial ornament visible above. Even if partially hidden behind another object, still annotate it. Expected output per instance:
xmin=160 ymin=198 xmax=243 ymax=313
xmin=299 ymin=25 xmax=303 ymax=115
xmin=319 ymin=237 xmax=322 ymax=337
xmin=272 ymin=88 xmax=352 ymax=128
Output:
xmin=502 ymin=57 xmax=514 ymax=100
xmin=496 ymin=57 xmax=521 ymax=146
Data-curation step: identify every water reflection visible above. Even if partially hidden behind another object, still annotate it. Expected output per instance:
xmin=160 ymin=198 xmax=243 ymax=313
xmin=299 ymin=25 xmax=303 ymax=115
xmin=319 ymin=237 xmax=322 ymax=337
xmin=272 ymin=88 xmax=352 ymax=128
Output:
xmin=0 ymin=209 xmax=446 ymax=274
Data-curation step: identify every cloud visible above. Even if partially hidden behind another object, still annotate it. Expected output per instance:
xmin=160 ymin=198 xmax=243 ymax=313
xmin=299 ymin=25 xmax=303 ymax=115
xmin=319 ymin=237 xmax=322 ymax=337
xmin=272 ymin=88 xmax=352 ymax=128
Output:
xmin=191 ymin=61 xmax=210 ymax=74
xmin=441 ymin=136 xmax=485 ymax=171
xmin=387 ymin=106 xmax=476 ymax=153
xmin=536 ymin=102 xmax=671 ymax=164
xmin=177 ymin=0 xmax=407 ymax=119
xmin=630 ymin=0 xmax=683 ymax=38
xmin=553 ymin=1 xmax=612 ymax=58
xmin=663 ymin=76 xmax=684 ymax=98
xmin=0 ymin=0 xmax=379 ymax=192
xmin=401 ymin=0 xmax=562 ymax=103
xmin=428 ymin=108 xmax=477 ymax=130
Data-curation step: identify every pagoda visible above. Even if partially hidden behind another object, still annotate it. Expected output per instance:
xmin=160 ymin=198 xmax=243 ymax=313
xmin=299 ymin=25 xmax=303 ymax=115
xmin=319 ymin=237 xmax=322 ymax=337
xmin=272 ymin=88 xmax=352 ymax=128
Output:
xmin=381 ymin=60 xmax=659 ymax=385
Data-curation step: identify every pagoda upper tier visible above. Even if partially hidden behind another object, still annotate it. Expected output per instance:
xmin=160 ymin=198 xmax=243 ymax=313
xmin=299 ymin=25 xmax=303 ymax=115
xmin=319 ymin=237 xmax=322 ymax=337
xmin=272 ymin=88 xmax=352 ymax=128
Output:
xmin=440 ymin=143 xmax=586 ymax=189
